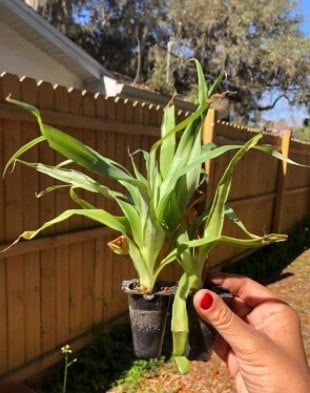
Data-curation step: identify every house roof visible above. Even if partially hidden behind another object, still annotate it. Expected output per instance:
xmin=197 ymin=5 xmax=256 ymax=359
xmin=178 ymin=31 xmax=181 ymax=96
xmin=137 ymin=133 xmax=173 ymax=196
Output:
xmin=0 ymin=0 xmax=114 ymax=83
xmin=0 ymin=0 xmax=194 ymax=111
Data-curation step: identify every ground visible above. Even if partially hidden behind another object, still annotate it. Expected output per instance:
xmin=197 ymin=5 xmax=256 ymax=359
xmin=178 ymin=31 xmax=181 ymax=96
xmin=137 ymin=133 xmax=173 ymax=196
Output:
xmin=126 ymin=248 xmax=310 ymax=393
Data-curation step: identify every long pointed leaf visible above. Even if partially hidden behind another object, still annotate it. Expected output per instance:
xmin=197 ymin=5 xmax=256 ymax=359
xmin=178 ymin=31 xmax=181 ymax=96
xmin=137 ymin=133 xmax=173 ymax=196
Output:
xmin=15 ymin=159 xmax=126 ymax=200
xmin=3 ymin=135 xmax=45 ymax=177
xmin=18 ymin=209 xmax=128 ymax=240
xmin=7 ymin=98 xmax=134 ymax=181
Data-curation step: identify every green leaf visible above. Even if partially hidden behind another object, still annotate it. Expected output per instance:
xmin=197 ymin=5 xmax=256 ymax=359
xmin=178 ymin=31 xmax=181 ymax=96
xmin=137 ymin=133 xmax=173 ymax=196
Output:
xmin=14 ymin=159 xmax=126 ymax=200
xmin=174 ymin=356 xmax=190 ymax=375
xmin=185 ymin=233 xmax=287 ymax=248
xmin=18 ymin=209 xmax=128 ymax=240
xmin=3 ymin=135 xmax=45 ymax=177
xmin=126 ymin=237 xmax=154 ymax=291
xmin=194 ymin=58 xmax=209 ymax=105
xmin=159 ymin=104 xmax=176 ymax=178
xmin=69 ymin=187 xmax=96 ymax=209
xmin=117 ymin=199 xmax=143 ymax=247
xmin=224 ymin=205 xmax=260 ymax=239
xmin=255 ymin=145 xmax=310 ymax=167
xmin=199 ymin=133 xmax=263 ymax=262
xmin=7 ymin=98 xmax=134 ymax=182
xmin=171 ymin=271 xmax=201 ymax=373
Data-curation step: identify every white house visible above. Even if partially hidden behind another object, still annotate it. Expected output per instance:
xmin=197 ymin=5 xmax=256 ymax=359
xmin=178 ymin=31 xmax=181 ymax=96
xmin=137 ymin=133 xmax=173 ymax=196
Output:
xmin=0 ymin=0 xmax=115 ymax=93
xmin=0 ymin=0 xmax=194 ymax=111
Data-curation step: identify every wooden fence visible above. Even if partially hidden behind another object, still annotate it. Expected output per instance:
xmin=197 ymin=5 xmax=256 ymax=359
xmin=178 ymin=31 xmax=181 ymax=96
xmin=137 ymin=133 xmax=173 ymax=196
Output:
xmin=203 ymin=110 xmax=310 ymax=267
xmin=0 ymin=73 xmax=309 ymax=382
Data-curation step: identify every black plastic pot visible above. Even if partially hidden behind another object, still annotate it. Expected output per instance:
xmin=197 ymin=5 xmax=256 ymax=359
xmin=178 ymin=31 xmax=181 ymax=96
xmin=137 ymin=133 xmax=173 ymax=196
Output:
xmin=186 ymin=299 xmax=216 ymax=361
xmin=186 ymin=285 xmax=232 ymax=361
xmin=122 ymin=279 xmax=177 ymax=358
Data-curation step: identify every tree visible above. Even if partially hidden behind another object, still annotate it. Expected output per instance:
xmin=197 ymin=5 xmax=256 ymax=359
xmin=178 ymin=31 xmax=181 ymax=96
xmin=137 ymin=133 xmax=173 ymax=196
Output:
xmin=31 ymin=0 xmax=310 ymax=119
xmin=167 ymin=0 xmax=310 ymax=118
xmin=294 ymin=118 xmax=310 ymax=142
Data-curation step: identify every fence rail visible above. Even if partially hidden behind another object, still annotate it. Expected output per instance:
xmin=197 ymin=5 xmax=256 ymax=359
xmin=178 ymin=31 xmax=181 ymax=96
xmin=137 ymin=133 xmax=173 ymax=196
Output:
xmin=0 ymin=73 xmax=309 ymax=381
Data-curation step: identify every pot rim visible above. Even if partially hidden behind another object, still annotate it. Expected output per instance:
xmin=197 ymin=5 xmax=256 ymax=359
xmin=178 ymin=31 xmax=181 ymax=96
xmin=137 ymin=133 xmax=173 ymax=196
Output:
xmin=121 ymin=279 xmax=177 ymax=299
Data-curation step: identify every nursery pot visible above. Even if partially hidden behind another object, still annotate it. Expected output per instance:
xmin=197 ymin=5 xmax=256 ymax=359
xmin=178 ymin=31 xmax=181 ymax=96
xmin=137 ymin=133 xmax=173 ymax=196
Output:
xmin=122 ymin=279 xmax=177 ymax=358
xmin=186 ymin=285 xmax=231 ymax=361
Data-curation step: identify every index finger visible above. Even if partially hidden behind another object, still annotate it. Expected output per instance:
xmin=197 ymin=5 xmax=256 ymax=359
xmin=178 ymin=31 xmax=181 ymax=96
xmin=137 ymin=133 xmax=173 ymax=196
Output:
xmin=207 ymin=273 xmax=279 ymax=307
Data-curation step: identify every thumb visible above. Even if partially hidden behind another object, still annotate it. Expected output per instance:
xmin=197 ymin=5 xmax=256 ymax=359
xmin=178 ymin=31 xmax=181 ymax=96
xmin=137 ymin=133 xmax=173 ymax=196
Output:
xmin=193 ymin=289 xmax=260 ymax=354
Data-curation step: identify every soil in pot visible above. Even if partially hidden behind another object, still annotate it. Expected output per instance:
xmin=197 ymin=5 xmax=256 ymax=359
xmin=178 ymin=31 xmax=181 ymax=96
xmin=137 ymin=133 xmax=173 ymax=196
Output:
xmin=122 ymin=280 xmax=177 ymax=359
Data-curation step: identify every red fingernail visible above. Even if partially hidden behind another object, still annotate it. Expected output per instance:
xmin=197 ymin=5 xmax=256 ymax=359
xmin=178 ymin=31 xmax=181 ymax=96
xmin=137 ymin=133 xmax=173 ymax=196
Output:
xmin=200 ymin=292 xmax=213 ymax=310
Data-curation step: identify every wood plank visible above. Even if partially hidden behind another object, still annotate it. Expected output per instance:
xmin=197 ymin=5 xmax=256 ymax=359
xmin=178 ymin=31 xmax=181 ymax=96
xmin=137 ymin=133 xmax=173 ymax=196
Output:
xmin=38 ymin=81 xmax=57 ymax=353
xmin=0 ymin=259 xmax=8 ymax=373
xmin=0 ymin=119 xmax=4 ymax=241
xmin=55 ymin=245 xmax=70 ymax=344
xmin=53 ymin=84 xmax=71 ymax=346
xmin=54 ymin=84 xmax=70 ymax=234
xmin=20 ymin=77 xmax=40 ymax=229
xmin=7 ymin=256 xmax=26 ymax=370
xmin=272 ymin=130 xmax=291 ymax=232
xmin=81 ymin=239 xmax=95 ymax=330
xmin=102 ymin=245 xmax=113 ymax=322
xmin=93 ymin=238 xmax=105 ymax=325
xmin=0 ymin=74 xmax=5 ymax=242
xmin=2 ymin=74 xmax=23 ymax=242
xmin=24 ymin=253 xmax=41 ymax=362
xmin=203 ymin=109 xmax=217 ymax=207
xmin=114 ymin=100 xmax=129 ymax=314
xmin=0 ymin=101 xmax=161 ymax=136
xmin=66 ymin=87 xmax=86 ymax=231
xmin=67 ymin=87 xmax=84 ymax=337
xmin=40 ymin=250 xmax=56 ymax=352
xmin=0 ymin=226 xmax=114 ymax=257
xmin=69 ymin=242 xmax=83 ymax=336
xmin=0 ymin=312 xmax=128 ymax=383
xmin=81 ymin=90 xmax=97 ymax=224
xmin=20 ymin=77 xmax=42 ymax=363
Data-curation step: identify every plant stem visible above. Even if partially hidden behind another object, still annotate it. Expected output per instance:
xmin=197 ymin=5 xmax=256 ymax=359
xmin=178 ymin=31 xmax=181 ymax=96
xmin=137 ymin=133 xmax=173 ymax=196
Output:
xmin=62 ymin=352 xmax=68 ymax=393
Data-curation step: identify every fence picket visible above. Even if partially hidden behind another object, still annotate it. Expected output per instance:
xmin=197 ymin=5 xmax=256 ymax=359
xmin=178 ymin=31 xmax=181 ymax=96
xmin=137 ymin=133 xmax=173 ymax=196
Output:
xmin=0 ymin=75 xmax=309 ymax=382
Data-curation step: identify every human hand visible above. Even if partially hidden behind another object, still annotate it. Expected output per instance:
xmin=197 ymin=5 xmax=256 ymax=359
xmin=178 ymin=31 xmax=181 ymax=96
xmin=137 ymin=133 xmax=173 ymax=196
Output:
xmin=193 ymin=273 xmax=310 ymax=393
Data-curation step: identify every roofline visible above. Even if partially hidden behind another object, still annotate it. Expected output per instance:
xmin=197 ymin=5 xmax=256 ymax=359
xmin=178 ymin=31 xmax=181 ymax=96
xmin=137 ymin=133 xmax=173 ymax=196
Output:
xmin=1 ymin=0 xmax=114 ymax=80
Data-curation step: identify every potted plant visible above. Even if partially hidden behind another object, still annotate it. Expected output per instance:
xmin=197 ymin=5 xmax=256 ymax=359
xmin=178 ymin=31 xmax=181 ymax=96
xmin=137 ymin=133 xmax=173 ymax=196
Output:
xmin=2 ymin=60 xmax=298 ymax=373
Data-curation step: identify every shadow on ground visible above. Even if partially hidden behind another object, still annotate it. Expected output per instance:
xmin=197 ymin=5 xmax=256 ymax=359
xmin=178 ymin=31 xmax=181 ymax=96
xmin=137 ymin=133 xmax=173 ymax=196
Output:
xmin=27 ymin=218 xmax=310 ymax=392
xmin=223 ymin=217 xmax=310 ymax=283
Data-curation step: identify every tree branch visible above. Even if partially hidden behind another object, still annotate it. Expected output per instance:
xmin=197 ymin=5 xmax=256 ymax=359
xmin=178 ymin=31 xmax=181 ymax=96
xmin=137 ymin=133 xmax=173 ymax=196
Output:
xmin=256 ymin=94 xmax=290 ymax=111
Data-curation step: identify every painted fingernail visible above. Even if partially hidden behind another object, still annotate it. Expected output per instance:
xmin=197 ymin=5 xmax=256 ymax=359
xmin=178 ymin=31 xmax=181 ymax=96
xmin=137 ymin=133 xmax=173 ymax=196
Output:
xmin=200 ymin=292 xmax=213 ymax=310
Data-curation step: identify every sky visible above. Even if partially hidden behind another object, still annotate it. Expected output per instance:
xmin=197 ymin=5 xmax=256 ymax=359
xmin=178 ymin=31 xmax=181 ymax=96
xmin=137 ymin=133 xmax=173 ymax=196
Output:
xmin=300 ymin=0 xmax=310 ymax=36
xmin=73 ymin=0 xmax=309 ymax=127
xmin=263 ymin=0 xmax=310 ymax=126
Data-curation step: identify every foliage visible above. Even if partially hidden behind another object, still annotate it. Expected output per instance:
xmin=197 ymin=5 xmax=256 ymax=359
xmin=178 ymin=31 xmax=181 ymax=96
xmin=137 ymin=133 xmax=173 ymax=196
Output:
xmin=60 ymin=345 xmax=77 ymax=393
xmin=224 ymin=216 xmax=310 ymax=280
xmin=293 ymin=121 xmax=310 ymax=142
xmin=112 ymin=357 xmax=166 ymax=393
xmin=28 ymin=322 xmax=137 ymax=393
xmin=27 ymin=218 xmax=310 ymax=392
xmin=3 ymin=61 xmax=230 ymax=294
xmin=32 ymin=0 xmax=310 ymax=117
xmin=4 ymin=57 xmax=304 ymax=373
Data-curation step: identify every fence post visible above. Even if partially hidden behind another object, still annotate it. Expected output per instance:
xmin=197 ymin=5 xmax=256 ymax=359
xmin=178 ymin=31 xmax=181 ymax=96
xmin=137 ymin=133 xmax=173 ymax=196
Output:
xmin=272 ymin=129 xmax=291 ymax=232
xmin=203 ymin=109 xmax=218 ymax=207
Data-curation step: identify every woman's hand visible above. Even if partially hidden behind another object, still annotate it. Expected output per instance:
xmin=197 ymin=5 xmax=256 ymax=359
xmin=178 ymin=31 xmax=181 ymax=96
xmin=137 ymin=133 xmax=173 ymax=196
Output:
xmin=193 ymin=273 xmax=310 ymax=393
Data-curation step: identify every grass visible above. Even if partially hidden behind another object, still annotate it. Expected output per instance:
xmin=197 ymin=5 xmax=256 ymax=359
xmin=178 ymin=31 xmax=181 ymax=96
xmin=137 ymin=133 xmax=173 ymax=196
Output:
xmin=27 ymin=217 xmax=310 ymax=393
